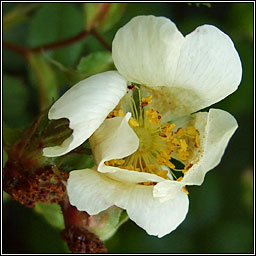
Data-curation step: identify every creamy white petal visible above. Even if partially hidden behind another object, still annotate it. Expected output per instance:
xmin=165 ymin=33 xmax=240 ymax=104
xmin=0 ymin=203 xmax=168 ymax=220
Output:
xmin=90 ymin=113 xmax=166 ymax=183
xmin=115 ymin=183 xmax=189 ymax=238
xmin=153 ymin=180 xmax=184 ymax=202
xmin=67 ymin=168 xmax=118 ymax=214
xmin=182 ymin=108 xmax=238 ymax=185
xmin=137 ymin=23 xmax=241 ymax=121
xmin=90 ymin=113 xmax=139 ymax=166
xmin=112 ymin=15 xmax=184 ymax=87
xmin=43 ymin=71 xmax=127 ymax=157
xmin=67 ymin=168 xmax=189 ymax=237
xmin=171 ymin=24 xmax=242 ymax=116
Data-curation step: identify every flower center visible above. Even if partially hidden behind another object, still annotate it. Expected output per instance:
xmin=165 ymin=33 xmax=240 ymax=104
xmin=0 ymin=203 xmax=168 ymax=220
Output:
xmin=105 ymin=85 xmax=200 ymax=181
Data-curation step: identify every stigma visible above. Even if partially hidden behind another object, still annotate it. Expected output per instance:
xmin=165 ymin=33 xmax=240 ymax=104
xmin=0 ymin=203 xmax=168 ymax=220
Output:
xmin=105 ymin=85 xmax=200 ymax=182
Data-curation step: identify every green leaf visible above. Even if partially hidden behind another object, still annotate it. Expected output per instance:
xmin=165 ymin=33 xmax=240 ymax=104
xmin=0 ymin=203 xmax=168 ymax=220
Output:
xmin=28 ymin=53 xmax=58 ymax=111
xmin=3 ymin=122 xmax=22 ymax=151
xmin=84 ymin=3 xmax=126 ymax=32
xmin=42 ymin=53 xmax=86 ymax=86
xmin=88 ymin=206 xmax=127 ymax=241
xmin=3 ymin=191 xmax=11 ymax=203
xmin=3 ymin=74 xmax=32 ymax=128
xmin=3 ymin=3 xmax=40 ymax=32
xmin=3 ymin=149 xmax=8 ymax=168
xmin=34 ymin=202 xmax=65 ymax=230
xmin=28 ymin=3 xmax=84 ymax=67
xmin=77 ymin=51 xmax=114 ymax=77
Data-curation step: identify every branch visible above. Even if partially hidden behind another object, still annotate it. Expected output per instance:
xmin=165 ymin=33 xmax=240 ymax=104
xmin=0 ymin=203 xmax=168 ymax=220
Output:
xmin=3 ymin=41 xmax=29 ymax=57
xmin=91 ymin=29 xmax=112 ymax=52
xmin=31 ymin=30 xmax=91 ymax=52
xmin=3 ymin=28 xmax=112 ymax=57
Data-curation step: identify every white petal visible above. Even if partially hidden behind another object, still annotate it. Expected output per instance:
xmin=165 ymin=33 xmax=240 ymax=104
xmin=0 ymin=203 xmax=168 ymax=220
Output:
xmin=67 ymin=169 xmax=189 ymax=237
xmin=115 ymin=183 xmax=189 ymax=238
xmin=67 ymin=169 xmax=117 ymax=214
xmin=153 ymin=180 xmax=184 ymax=202
xmin=90 ymin=113 xmax=166 ymax=183
xmin=90 ymin=113 xmax=139 ymax=166
xmin=172 ymin=24 xmax=242 ymax=115
xmin=43 ymin=71 xmax=127 ymax=157
xmin=112 ymin=15 xmax=184 ymax=86
xmin=182 ymin=108 xmax=238 ymax=185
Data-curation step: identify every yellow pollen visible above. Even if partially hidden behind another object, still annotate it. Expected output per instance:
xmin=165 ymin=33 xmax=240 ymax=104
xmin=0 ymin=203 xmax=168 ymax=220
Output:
xmin=105 ymin=87 xmax=200 ymax=182
xmin=141 ymin=95 xmax=153 ymax=106
xmin=107 ymin=109 xmax=125 ymax=118
xmin=145 ymin=108 xmax=162 ymax=125
xmin=175 ymin=128 xmax=186 ymax=138
xmin=182 ymin=186 xmax=189 ymax=195
xmin=157 ymin=170 xmax=168 ymax=179
xmin=104 ymin=159 xmax=125 ymax=166
xmin=129 ymin=117 xmax=139 ymax=127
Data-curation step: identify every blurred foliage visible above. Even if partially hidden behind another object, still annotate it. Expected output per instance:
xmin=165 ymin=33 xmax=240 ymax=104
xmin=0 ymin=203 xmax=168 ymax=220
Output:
xmin=2 ymin=2 xmax=254 ymax=254
xmin=34 ymin=203 xmax=65 ymax=230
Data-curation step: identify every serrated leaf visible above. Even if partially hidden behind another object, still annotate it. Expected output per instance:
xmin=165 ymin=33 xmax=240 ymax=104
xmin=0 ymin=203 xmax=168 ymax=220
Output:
xmin=3 ymin=74 xmax=32 ymax=128
xmin=77 ymin=51 xmax=114 ymax=77
xmin=28 ymin=3 xmax=84 ymax=67
xmin=84 ymin=3 xmax=126 ymax=32
xmin=28 ymin=53 xmax=58 ymax=111
xmin=34 ymin=202 xmax=65 ymax=230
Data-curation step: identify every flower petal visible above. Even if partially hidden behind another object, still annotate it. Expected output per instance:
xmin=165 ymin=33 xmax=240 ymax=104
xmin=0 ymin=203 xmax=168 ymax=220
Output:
xmin=171 ymin=24 xmax=242 ymax=117
xmin=90 ymin=113 xmax=166 ymax=183
xmin=67 ymin=168 xmax=117 ymax=214
xmin=112 ymin=15 xmax=184 ymax=86
xmin=67 ymin=169 xmax=189 ymax=237
xmin=115 ymin=183 xmax=189 ymax=238
xmin=182 ymin=108 xmax=238 ymax=185
xmin=43 ymin=71 xmax=127 ymax=157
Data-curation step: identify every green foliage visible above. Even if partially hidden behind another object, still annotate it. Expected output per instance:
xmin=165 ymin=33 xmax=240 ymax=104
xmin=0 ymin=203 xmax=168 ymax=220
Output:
xmin=28 ymin=3 xmax=84 ymax=67
xmin=84 ymin=3 xmax=126 ymax=32
xmin=3 ymin=122 xmax=22 ymax=151
xmin=77 ymin=51 xmax=114 ymax=77
xmin=28 ymin=53 xmax=58 ymax=111
xmin=88 ymin=207 xmax=128 ymax=241
xmin=3 ymin=74 xmax=32 ymax=128
xmin=3 ymin=191 xmax=11 ymax=202
xmin=34 ymin=202 xmax=65 ymax=230
xmin=3 ymin=3 xmax=40 ymax=32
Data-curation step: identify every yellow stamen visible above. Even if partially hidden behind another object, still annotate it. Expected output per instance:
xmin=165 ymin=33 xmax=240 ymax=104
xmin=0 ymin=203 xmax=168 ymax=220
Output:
xmin=141 ymin=95 xmax=153 ymax=106
xmin=175 ymin=128 xmax=186 ymax=138
xmin=182 ymin=186 xmax=189 ymax=195
xmin=145 ymin=108 xmax=162 ymax=125
xmin=157 ymin=170 xmax=168 ymax=179
xmin=129 ymin=117 xmax=139 ymax=127
xmin=105 ymin=87 xmax=200 ymax=182
xmin=107 ymin=109 xmax=125 ymax=118
xmin=104 ymin=159 xmax=125 ymax=166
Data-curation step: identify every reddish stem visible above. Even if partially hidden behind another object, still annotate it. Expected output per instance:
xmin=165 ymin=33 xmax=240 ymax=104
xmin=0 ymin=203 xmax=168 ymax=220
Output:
xmin=91 ymin=29 xmax=112 ymax=52
xmin=31 ymin=30 xmax=91 ymax=52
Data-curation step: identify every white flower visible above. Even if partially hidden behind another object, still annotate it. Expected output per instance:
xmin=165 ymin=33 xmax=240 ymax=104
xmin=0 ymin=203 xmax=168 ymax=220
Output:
xmin=43 ymin=16 xmax=242 ymax=237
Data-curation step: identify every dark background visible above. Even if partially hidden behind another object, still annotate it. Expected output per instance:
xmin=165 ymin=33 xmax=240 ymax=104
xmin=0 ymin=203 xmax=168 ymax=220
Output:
xmin=2 ymin=2 xmax=254 ymax=253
